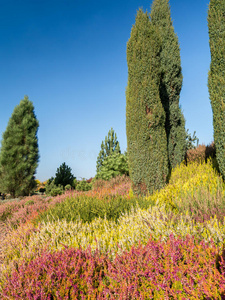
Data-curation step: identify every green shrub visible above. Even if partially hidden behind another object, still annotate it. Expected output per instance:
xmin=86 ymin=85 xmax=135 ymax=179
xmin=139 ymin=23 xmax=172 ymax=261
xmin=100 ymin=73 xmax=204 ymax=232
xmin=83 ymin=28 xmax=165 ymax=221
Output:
xmin=96 ymin=152 xmax=129 ymax=180
xmin=45 ymin=179 xmax=64 ymax=196
xmin=65 ymin=184 xmax=72 ymax=191
xmin=73 ymin=178 xmax=78 ymax=189
xmin=49 ymin=187 xmax=63 ymax=197
xmin=76 ymin=180 xmax=92 ymax=192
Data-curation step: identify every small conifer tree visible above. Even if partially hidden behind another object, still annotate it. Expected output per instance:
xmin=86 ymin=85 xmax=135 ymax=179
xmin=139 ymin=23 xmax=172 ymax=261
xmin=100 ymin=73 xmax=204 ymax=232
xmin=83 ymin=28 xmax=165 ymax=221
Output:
xmin=208 ymin=0 xmax=225 ymax=179
xmin=150 ymin=0 xmax=186 ymax=170
xmin=96 ymin=128 xmax=121 ymax=175
xmin=54 ymin=162 xmax=75 ymax=188
xmin=126 ymin=9 xmax=168 ymax=195
xmin=0 ymin=96 xmax=39 ymax=197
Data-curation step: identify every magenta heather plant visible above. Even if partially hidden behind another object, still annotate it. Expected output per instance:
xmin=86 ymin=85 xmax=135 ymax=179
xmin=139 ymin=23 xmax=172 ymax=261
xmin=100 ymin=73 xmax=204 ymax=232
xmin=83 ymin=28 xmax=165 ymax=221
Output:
xmin=105 ymin=235 xmax=225 ymax=299
xmin=1 ymin=235 xmax=225 ymax=299
xmin=1 ymin=247 xmax=108 ymax=300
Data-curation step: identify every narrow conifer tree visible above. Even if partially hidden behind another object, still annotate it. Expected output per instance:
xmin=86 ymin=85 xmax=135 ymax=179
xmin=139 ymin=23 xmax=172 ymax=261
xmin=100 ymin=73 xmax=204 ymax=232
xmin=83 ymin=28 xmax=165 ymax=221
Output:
xmin=0 ymin=96 xmax=39 ymax=197
xmin=126 ymin=9 xmax=168 ymax=195
xmin=208 ymin=0 xmax=225 ymax=179
xmin=150 ymin=0 xmax=186 ymax=170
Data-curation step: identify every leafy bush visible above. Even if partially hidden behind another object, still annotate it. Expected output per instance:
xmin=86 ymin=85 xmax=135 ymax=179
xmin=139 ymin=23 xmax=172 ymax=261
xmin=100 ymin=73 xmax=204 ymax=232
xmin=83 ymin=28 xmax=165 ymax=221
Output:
xmin=49 ymin=187 xmax=63 ymax=197
xmin=96 ymin=152 xmax=129 ymax=180
xmin=75 ymin=179 xmax=92 ymax=191
xmin=45 ymin=180 xmax=63 ymax=196
xmin=65 ymin=184 xmax=72 ymax=191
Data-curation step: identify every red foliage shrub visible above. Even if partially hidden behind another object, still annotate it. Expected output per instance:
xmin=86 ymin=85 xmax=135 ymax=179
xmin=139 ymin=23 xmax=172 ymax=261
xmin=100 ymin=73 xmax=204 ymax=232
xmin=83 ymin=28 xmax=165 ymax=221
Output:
xmin=185 ymin=142 xmax=216 ymax=165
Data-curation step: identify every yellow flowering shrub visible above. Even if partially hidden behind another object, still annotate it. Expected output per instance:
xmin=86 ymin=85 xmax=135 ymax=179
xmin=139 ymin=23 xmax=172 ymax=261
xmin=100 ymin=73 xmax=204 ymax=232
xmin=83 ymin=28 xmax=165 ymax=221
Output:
xmin=146 ymin=160 xmax=224 ymax=210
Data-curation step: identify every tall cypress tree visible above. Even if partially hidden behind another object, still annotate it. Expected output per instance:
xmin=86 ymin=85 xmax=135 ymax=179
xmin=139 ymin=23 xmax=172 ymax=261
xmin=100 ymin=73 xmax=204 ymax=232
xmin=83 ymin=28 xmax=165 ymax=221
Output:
xmin=0 ymin=96 xmax=39 ymax=197
xmin=150 ymin=0 xmax=186 ymax=171
xmin=126 ymin=9 xmax=168 ymax=195
xmin=208 ymin=0 xmax=225 ymax=179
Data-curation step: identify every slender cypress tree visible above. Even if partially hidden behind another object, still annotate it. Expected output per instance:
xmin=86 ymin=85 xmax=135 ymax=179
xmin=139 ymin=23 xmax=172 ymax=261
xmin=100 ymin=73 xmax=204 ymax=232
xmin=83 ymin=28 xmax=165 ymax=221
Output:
xmin=150 ymin=0 xmax=186 ymax=170
xmin=0 ymin=96 xmax=39 ymax=197
xmin=208 ymin=0 xmax=225 ymax=179
xmin=96 ymin=128 xmax=121 ymax=175
xmin=126 ymin=9 xmax=168 ymax=195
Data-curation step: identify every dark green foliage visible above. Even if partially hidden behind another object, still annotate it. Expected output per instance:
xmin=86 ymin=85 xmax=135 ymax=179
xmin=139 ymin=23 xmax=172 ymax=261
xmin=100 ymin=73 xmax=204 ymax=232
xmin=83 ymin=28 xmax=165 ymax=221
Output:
xmin=96 ymin=152 xmax=129 ymax=181
xmin=126 ymin=9 xmax=168 ymax=195
xmin=49 ymin=187 xmax=63 ymax=197
xmin=150 ymin=0 xmax=186 ymax=170
xmin=96 ymin=128 xmax=121 ymax=175
xmin=54 ymin=162 xmax=75 ymax=188
xmin=34 ymin=194 xmax=155 ymax=225
xmin=76 ymin=179 xmax=92 ymax=191
xmin=208 ymin=0 xmax=225 ymax=179
xmin=39 ymin=187 xmax=46 ymax=194
xmin=0 ymin=96 xmax=39 ymax=197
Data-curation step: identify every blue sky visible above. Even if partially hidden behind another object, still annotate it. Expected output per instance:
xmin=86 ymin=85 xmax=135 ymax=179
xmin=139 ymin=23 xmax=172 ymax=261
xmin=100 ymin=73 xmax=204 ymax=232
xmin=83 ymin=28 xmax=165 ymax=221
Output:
xmin=0 ymin=0 xmax=212 ymax=181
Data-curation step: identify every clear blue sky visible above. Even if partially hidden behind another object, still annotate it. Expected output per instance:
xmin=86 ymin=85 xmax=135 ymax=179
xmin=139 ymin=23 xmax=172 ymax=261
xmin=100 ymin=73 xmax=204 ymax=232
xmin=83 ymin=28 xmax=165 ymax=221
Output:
xmin=0 ymin=0 xmax=212 ymax=182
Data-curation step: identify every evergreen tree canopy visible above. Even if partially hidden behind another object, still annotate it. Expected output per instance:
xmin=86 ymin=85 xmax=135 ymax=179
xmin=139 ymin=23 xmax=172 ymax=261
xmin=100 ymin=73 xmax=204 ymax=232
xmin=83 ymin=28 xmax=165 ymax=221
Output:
xmin=54 ymin=162 xmax=75 ymax=188
xmin=126 ymin=9 xmax=168 ymax=195
xmin=150 ymin=0 xmax=186 ymax=170
xmin=96 ymin=128 xmax=121 ymax=175
xmin=208 ymin=0 xmax=225 ymax=179
xmin=0 ymin=96 xmax=39 ymax=197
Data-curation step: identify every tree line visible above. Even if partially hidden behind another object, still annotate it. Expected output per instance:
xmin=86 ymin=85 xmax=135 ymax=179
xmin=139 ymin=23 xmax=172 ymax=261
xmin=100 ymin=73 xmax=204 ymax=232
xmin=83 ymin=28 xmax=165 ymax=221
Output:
xmin=0 ymin=0 xmax=224 ymax=198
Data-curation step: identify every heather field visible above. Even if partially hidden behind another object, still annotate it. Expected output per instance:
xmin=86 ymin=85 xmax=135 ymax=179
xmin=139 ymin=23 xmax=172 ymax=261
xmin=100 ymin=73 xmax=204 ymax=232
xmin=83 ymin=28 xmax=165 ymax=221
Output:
xmin=1 ymin=161 xmax=225 ymax=299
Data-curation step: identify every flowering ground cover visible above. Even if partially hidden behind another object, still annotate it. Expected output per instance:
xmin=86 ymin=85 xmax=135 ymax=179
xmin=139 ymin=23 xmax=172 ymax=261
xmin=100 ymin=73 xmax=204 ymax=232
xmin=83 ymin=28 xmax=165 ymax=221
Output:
xmin=1 ymin=236 xmax=225 ymax=299
xmin=0 ymin=161 xmax=225 ymax=299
